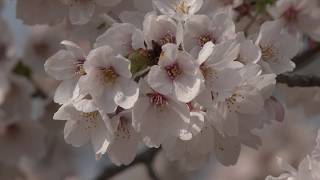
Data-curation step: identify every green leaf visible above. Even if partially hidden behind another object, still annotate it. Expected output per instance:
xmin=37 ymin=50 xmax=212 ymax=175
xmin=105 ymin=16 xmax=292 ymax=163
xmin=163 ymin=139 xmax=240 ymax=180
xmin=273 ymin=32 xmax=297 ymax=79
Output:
xmin=128 ymin=50 xmax=150 ymax=75
xmin=12 ymin=61 xmax=32 ymax=79
xmin=255 ymin=0 xmax=275 ymax=13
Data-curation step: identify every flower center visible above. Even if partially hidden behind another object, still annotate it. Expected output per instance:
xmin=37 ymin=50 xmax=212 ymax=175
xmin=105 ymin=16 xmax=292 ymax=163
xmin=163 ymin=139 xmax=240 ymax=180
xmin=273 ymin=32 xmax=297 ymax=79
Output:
xmin=75 ymin=59 xmax=86 ymax=76
xmin=283 ymin=7 xmax=299 ymax=23
xmin=226 ymin=93 xmax=245 ymax=113
xmin=165 ymin=63 xmax=182 ymax=80
xmin=198 ymin=33 xmax=214 ymax=47
xmin=261 ymin=45 xmax=278 ymax=62
xmin=148 ymin=92 xmax=168 ymax=109
xmin=175 ymin=0 xmax=190 ymax=14
xmin=102 ymin=66 xmax=119 ymax=84
xmin=81 ymin=111 xmax=99 ymax=130
xmin=159 ymin=32 xmax=176 ymax=46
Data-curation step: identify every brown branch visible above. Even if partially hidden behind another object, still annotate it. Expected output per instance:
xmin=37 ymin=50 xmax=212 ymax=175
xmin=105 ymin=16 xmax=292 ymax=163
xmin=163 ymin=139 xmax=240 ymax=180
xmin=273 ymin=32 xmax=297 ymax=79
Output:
xmin=95 ymin=148 xmax=160 ymax=180
xmin=293 ymin=44 xmax=320 ymax=71
xmin=277 ymin=74 xmax=320 ymax=87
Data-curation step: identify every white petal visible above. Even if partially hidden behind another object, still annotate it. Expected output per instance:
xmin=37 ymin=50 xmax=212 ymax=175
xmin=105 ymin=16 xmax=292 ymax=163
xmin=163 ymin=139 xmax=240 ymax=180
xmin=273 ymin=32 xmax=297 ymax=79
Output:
xmin=69 ymin=1 xmax=95 ymax=25
xmin=64 ymin=120 xmax=90 ymax=147
xmin=94 ymin=86 xmax=118 ymax=113
xmin=119 ymin=11 xmax=145 ymax=29
xmin=173 ymin=74 xmax=201 ymax=102
xmin=214 ymin=131 xmax=241 ymax=166
xmin=235 ymin=86 xmax=264 ymax=114
xmin=44 ymin=50 xmax=77 ymax=80
xmin=61 ymin=40 xmax=86 ymax=60
xmin=197 ymin=41 xmax=214 ymax=65
xmin=148 ymin=66 xmax=173 ymax=95
xmin=112 ymin=55 xmax=132 ymax=79
xmin=54 ymin=78 xmax=78 ymax=104
xmin=114 ymin=78 xmax=139 ymax=109
xmin=90 ymin=118 xmax=111 ymax=155
xmin=159 ymin=43 xmax=178 ymax=67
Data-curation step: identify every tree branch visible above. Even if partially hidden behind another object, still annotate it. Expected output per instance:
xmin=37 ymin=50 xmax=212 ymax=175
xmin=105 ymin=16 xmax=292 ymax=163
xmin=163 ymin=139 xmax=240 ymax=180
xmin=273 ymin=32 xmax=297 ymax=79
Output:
xmin=95 ymin=148 xmax=160 ymax=180
xmin=293 ymin=43 xmax=320 ymax=71
xmin=277 ymin=74 xmax=320 ymax=87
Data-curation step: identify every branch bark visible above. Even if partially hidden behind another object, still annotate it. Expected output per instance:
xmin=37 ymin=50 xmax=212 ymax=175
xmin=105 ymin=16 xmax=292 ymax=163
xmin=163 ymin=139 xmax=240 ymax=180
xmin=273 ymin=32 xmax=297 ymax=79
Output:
xmin=95 ymin=148 xmax=160 ymax=180
xmin=277 ymin=74 xmax=320 ymax=87
xmin=293 ymin=44 xmax=320 ymax=71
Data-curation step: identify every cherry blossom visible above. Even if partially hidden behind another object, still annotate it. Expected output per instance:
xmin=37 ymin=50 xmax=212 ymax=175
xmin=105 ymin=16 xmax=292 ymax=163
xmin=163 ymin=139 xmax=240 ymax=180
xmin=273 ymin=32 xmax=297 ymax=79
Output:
xmin=79 ymin=45 xmax=139 ymax=113
xmin=107 ymin=110 xmax=140 ymax=166
xmin=268 ymin=0 xmax=320 ymax=41
xmin=256 ymin=21 xmax=301 ymax=75
xmin=132 ymin=80 xmax=190 ymax=147
xmin=147 ymin=43 xmax=203 ymax=103
xmin=143 ymin=12 xmax=183 ymax=49
xmin=59 ymin=0 xmax=122 ymax=25
xmin=44 ymin=41 xmax=87 ymax=104
xmin=152 ymin=0 xmax=204 ymax=21
xmin=53 ymin=101 xmax=112 ymax=157
xmin=183 ymin=13 xmax=236 ymax=56
xmin=94 ymin=23 xmax=144 ymax=56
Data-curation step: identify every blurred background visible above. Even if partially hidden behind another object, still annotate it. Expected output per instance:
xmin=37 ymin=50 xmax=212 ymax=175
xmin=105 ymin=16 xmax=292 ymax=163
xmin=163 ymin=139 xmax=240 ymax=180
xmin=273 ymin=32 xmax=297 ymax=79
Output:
xmin=1 ymin=0 xmax=320 ymax=180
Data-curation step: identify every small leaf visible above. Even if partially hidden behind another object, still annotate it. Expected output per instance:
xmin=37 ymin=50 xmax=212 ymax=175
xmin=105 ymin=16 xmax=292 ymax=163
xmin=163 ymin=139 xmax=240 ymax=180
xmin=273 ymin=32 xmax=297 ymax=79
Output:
xmin=128 ymin=49 xmax=150 ymax=75
xmin=12 ymin=61 xmax=32 ymax=79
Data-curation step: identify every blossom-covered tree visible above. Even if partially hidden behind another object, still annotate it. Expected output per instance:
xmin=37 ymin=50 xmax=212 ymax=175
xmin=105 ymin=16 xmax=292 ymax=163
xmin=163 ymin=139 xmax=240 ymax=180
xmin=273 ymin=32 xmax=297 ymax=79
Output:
xmin=1 ymin=0 xmax=320 ymax=179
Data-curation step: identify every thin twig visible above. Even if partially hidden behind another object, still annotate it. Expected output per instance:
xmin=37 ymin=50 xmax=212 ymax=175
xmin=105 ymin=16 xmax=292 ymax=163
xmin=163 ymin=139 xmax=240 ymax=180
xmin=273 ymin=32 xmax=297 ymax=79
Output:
xmin=95 ymin=148 xmax=160 ymax=180
xmin=277 ymin=74 xmax=320 ymax=87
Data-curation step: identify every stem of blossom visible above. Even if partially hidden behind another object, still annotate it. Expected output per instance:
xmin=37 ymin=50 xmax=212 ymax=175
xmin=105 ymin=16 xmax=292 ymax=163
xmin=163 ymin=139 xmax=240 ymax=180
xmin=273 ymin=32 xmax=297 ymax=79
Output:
xmin=95 ymin=148 xmax=160 ymax=180
xmin=277 ymin=74 xmax=320 ymax=87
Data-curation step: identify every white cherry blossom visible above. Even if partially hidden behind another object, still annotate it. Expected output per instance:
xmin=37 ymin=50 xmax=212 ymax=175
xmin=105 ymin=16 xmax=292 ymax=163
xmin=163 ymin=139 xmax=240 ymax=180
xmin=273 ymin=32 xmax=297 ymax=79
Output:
xmin=94 ymin=23 xmax=144 ymax=56
xmin=162 ymin=110 xmax=214 ymax=170
xmin=207 ymin=64 xmax=275 ymax=137
xmin=152 ymin=0 xmax=204 ymax=21
xmin=256 ymin=21 xmax=301 ymax=75
xmin=268 ymin=0 xmax=320 ymax=41
xmin=147 ymin=43 xmax=203 ymax=103
xmin=132 ymin=80 xmax=190 ymax=147
xmin=107 ymin=110 xmax=140 ymax=166
xmin=183 ymin=13 xmax=236 ymax=56
xmin=79 ymin=46 xmax=139 ymax=113
xmin=44 ymin=40 xmax=87 ymax=104
xmin=53 ymin=101 xmax=112 ymax=157
xmin=195 ymin=41 xmax=242 ymax=108
xmin=60 ymin=0 xmax=122 ymax=25
xmin=235 ymin=32 xmax=261 ymax=65
xmin=143 ymin=12 xmax=183 ymax=49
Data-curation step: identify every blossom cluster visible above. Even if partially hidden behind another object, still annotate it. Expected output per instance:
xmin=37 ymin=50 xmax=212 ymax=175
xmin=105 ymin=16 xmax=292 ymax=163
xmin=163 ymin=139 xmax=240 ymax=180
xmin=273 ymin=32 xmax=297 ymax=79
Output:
xmin=1 ymin=0 xmax=316 ymax=173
